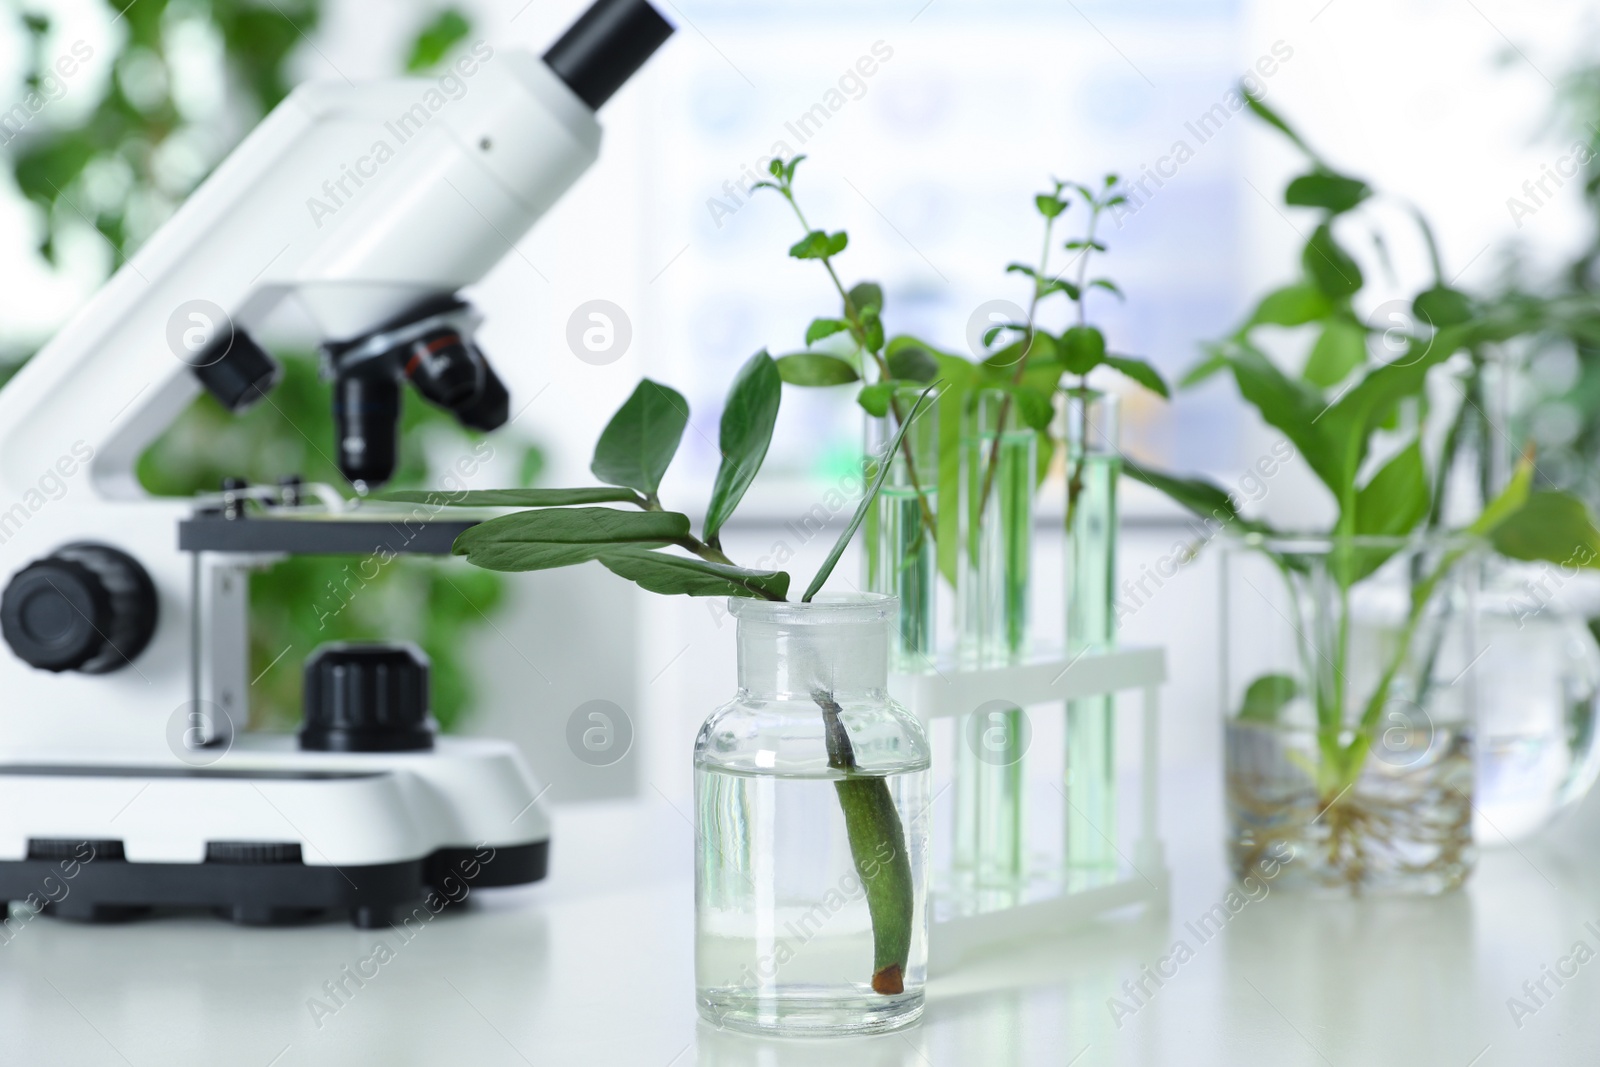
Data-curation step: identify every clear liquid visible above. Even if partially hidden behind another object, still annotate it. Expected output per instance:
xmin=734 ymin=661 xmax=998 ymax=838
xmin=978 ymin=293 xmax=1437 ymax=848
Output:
xmin=695 ymin=765 xmax=929 ymax=1035
xmin=962 ymin=429 xmax=1034 ymax=662
xmin=1065 ymin=452 xmax=1118 ymax=873
xmin=866 ymin=486 xmax=937 ymax=671
xmin=955 ymin=428 xmax=1034 ymax=886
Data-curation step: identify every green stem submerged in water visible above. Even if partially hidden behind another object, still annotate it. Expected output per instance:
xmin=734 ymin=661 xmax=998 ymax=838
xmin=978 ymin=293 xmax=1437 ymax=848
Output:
xmin=812 ymin=688 xmax=915 ymax=995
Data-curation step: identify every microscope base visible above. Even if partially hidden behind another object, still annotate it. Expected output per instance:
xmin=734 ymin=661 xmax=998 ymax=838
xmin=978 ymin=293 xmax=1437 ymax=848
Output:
xmin=1 ymin=839 xmax=547 ymax=928
xmin=0 ymin=736 xmax=552 ymax=929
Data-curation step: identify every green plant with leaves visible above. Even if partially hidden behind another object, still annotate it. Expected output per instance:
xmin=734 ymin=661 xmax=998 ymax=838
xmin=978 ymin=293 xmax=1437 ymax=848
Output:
xmin=1126 ymin=93 xmax=1600 ymax=836
xmin=396 ymin=358 xmax=937 ymax=995
xmin=975 ymin=174 xmax=1169 ymax=531
xmin=4 ymin=3 xmax=513 ymax=730
xmin=755 ymin=159 xmax=1168 ymax=586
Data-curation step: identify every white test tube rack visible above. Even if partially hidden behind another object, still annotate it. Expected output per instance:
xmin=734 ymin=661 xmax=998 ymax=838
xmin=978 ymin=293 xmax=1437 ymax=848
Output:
xmin=890 ymin=644 xmax=1170 ymax=974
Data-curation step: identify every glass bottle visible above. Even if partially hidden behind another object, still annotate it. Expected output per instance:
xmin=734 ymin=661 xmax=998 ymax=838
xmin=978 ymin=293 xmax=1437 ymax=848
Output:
xmin=694 ymin=594 xmax=932 ymax=1036
xmin=955 ymin=388 xmax=1036 ymax=887
xmin=864 ymin=385 xmax=939 ymax=672
xmin=1061 ymin=388 xmax=1120 ymax=877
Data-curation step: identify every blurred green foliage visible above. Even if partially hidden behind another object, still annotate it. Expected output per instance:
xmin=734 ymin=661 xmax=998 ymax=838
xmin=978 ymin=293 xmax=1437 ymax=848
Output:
xmin=405 ymin=9 xmax=472 ymax=74
xmin=3 ymin=1 xmax=537 ymax=731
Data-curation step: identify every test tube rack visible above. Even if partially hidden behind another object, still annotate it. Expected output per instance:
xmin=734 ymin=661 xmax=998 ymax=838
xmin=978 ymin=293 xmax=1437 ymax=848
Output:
xmin=891 ymin=644 xmax=1169 ymax=974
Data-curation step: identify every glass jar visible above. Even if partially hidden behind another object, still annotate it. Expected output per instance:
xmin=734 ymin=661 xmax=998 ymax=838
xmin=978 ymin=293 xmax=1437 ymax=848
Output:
xmin=1473 ymin=561 xmax=1600 ymax=841
xmin=694 ymin=594 xmax=932 ymax=1036
xmin=1221 ymin=535 xmax=1479 ymax=894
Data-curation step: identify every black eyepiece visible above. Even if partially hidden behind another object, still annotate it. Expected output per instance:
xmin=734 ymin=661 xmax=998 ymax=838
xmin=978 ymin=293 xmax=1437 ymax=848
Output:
xmin=543 ymin=0 xmax=674 ymax=110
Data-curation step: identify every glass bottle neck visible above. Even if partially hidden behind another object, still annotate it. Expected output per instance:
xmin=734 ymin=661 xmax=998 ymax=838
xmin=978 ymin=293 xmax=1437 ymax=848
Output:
xmin=736 ymin=617 xmax=890 ymax=700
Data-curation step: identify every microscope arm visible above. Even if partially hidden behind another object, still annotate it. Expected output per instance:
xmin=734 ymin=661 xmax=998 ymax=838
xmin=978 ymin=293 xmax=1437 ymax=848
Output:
xmin=0 ymin=47 xmax=603 ymax=501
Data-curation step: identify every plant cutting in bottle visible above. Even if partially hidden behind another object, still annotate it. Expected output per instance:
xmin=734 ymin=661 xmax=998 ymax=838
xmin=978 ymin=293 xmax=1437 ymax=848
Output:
xmin=389 ymin=359 xmax=934 ymax=994
xmin=1126 ymin=92 xmax=1600 ymax=882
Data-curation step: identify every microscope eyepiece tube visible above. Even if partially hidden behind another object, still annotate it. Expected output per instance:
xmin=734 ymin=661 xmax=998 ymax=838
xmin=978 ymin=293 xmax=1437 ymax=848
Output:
xmin=543 ymin=0 xmax=674 ymax=110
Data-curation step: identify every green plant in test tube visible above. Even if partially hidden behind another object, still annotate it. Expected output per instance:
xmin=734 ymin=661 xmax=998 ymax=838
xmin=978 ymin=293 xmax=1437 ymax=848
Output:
xmin=955 ymin=389 xmax=1036 ymax=884
xmin=973 ymin=178 xmax=1168 ymax=881
xmin=1062 ymin=388 xmax=1120 ymax=874
xmin=866 ymin=385 xmax=940 ymax=667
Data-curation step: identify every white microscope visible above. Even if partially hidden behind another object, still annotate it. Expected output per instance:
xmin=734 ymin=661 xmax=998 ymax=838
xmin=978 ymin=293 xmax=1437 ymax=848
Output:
xmin=0 ymin=0 xmax=672 ymax=926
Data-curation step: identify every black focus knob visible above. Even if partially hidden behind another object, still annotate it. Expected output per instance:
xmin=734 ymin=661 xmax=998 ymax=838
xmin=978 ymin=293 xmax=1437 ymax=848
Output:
xmin=0 ymin=543 xmax=158 ymax=674
xmin=300 ymin=642 xmax=435 ymax=752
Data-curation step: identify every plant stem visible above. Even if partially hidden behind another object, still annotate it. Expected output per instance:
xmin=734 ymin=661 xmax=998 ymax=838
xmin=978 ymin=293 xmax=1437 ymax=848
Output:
xmin=812 ymin=687 xmax=914 ymax=995
xmin=1321 ymin=545 xmax=1465 ymax=796
xmin=636 ymin=486 xmax=788 ymax=600
xmin=781 ymin=191 xmax=938 ymax=542
xmin=976 ymin=211 xmax=1060 ymax=517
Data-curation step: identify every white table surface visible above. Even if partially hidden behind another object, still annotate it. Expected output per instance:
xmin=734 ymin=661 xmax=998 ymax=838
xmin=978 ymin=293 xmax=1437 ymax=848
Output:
xmin=5 ymin=766 xmax=1600 ymax=1067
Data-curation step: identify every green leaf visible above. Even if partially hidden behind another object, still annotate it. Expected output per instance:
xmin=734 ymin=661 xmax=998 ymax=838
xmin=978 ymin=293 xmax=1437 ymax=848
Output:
xmin=887 ymin=346 xmax=939 ymax=383
xmin=1222 ymin=342 xmax=1344 ymax=493
xmin=1244 ymin=89 xmax=1314 ymax=156
xmin=1491 ymin=491 xmax=1600 ymax=567
xmin=453 ymin=507 xmax=689 ymax=571
xmin=1089 ymin=279 xmax=1124 ymax=300
xmin=979 ymin=340 xmax=1030 ymax=377
xmin=598 ymin=546 xmax=791 ymax=600
xmin=1303 ymin=223 xmax=1363 ymax=298
xmin=1413 ymin=286 xmax=1474 ymax=328
xmin=1180 ymin=347 xmax=1231 ymax=388
xmin=1011 ymin=386 xmax=1055 ymax=431
xmin=848 ymin=282 xmax=883 ymax=316
xmin=857 ymin=381 xmax=895 ymax=417
xmin=383 ymin=487 xmax=641 ymax=507
xmin=775 ymin=353 xmax=860 ymax=386
xmin=1122 ymin=459 xmax=1252 ymax=531
xmin=805 ymin=384 xmax=938 ymax=602
xmin=789 ymin=230 xmax=847 ymax=260
xmin=590 ymin=380 xmax=689 ymax=495
xmin=1060 ymin=326 xmax=1107 ymax=375
xmin=1317 ymin=325 xmax=1465 ymax=493
xmin=1303 ymin=319 xmax=1368 ymax=387
xmin=899 ymin=340 xmax=976 ymax=588
xmin=1038 ymin=278 xmax=1081 ymax=301
xmin=704 ymin=351 xmax=782 ymax=542
xmin=982 ymin=323 xmax=1021 ymax=347
xmin=1469 ymin=455 xmax=1533 ymax=538
xmin=405 ymin=9 xmax=471 ymax=72
xmin=1354 ymin=443 xmax=1429 ymax=538
xmin=1249 ymin=284 xmax=1334 ymax=328
xmin=861 ymin=306 xmax=885 ymax=352
xmin=1285 ymin=171 xmax=1370 ymax=214
xmin=1239 ymin=673 xmax=1300 ymax=724
xmin=451 ymin=542 xmax=633 ymax=572
xmin=806 ymin=318 xmax=849 ymax=344
xmin=1035 ymin=194 xmax=1067 ymax=218
xmin=1103 ymin=355 xmax=1170 ymax=398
